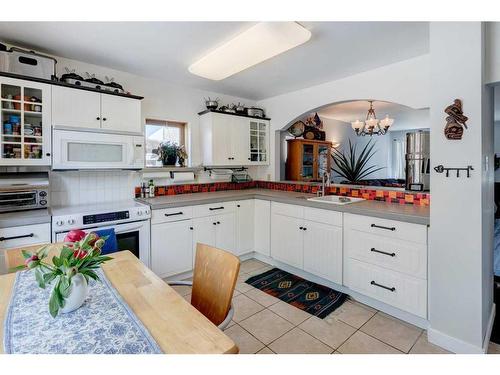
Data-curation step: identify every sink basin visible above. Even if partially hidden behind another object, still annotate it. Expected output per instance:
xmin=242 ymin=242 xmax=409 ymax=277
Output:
xmin=307 ymin=195 xmax=365 ymax=205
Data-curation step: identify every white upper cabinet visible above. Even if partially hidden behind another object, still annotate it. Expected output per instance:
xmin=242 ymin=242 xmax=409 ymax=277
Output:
xmin=101 ymin=94 xmax=141 ymax=133
xmin=200 ymin=111 xmax=269 ymax=166
xmin=52 ymin=86 xmax=101 ymax=129
xmin=0 ymin=76 xmax=52 ymax=165
xmin=52 ymin=86 xmax=142 ymax=133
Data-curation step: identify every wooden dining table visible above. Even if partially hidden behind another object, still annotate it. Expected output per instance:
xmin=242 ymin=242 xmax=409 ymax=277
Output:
xmin=0 ymin=244 xmax=238 ymax=354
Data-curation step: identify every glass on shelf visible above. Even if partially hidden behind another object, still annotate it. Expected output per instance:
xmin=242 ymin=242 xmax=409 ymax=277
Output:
xmin=24 ymin=144 xmax=43 ymax=159
xmin=259 ymin=123 xmax=266 ymax=131
xmin=1 ymin=84 xmax=21 ymax=100
xmin=2 ymin=135 xmax=21 ymax=143
xmin=251 ymin=153 xmax=258 ymax=162
xmin=2 ymin=144 xmax=22 ymax=159
xmin=259 ymin=153 xmax=267 ymax=162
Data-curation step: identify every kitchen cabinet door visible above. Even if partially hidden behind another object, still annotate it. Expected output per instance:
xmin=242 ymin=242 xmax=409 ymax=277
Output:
xmin=52 ymin=86 xmax=101 ymax=129
xmin=210 ymin=114 xmax=233 ymax=165
xmin=0 ymin=77 xmax=52 ymax=166
xmin=151 ymin=220 xmax=193 ymax=278
xmin=101 ymin=94 xmax=142 ymax=133
xmin=231 ymin=118 xmax=251 ymax=165
xmin=254 ymin=199 xmax=270 ymax=256
xmin=303 ymin=221 xmax=343 ymax=284
xmin=215 ymin=212 xmax=236 ymax=254
xmin=235 ymin=200 xmax=254 ymax=255
xmin=270 ymin=213 xmax=304 ymax=269
xmin=192 ymin=216 xmax=217 ymax=260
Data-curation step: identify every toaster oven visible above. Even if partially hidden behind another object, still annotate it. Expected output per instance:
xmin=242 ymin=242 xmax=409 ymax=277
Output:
xmin=0 ymin=172 xmax=49 ymax=213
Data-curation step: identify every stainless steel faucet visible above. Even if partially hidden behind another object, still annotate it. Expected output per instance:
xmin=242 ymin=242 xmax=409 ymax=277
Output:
xmin=317 ymin=171 xmax=331 ymax=197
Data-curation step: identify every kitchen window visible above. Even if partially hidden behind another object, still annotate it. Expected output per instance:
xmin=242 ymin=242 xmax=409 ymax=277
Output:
xmin=145 ymin=119 xmax=187 ymax=167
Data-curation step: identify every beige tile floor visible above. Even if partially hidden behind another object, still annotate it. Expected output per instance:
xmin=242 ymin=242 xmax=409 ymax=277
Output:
xmin=168 ymin=258 xmax=500 ymax=354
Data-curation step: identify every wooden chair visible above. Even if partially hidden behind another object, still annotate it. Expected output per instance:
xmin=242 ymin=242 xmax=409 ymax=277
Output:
xmin=168 ymin=243 xmax=240 ymax=330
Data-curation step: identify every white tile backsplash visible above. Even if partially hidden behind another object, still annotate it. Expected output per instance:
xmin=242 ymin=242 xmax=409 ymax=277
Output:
xmin=50 ymin=171 xmax=141 ymax=207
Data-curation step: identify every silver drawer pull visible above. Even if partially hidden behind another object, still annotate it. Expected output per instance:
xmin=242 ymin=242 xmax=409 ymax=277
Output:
xmin=165 ymin=212 xmax=183 ymax=217
xmin=370 ymin=248 xmax=396 ymax=257
xmin=0 ymin=233 xmax=34 ymax=242
xmin=370 ymin=280 xmax=396 ymax=292
xmin=371 ymin=224 xmax=396 ymax=231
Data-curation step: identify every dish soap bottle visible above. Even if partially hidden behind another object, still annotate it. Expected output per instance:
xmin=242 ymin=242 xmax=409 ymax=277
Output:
xmin=148 ymin=179 xmax=155 ymax=198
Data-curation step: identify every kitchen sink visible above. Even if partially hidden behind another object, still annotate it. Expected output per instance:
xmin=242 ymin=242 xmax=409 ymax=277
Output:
xmin=307 ymin=195 xmax=365 ymax=205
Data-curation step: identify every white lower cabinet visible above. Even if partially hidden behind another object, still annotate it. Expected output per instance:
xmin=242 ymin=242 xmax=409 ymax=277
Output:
xmin=254 ymin=199 xmax=270 ymax=256
xmin=192 ymin=216 xmax=217 ymax=253
xmin=0 ymin=222 xmax=51 ymax=275
xmin=303 ymin=221 xmax=343 ymax=285
xmin=149 ymin=200 xmax=429 ymax=321
xmin=151 ymin=219 xmax=193 ymax=278
xmin=270 ymin=213 xmax=304 ymax=269
xmin=344 ymin=258 xmax=427 ymax=318
xmin=270 ymin=202 xmax=343 ymax=284
xmin=236 ymin=200 xmax=254 ymax=255
xmin=343 ymin=213 xmax=428 ymax=318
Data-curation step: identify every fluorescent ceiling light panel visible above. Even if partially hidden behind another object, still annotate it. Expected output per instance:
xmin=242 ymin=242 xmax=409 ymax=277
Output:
xmin=188 ymin=22 xmax=311 ymax=80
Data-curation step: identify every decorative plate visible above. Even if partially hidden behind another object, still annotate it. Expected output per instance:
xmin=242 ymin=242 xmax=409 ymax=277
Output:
xmin=288 ymin=121 xmax=306 ymax=137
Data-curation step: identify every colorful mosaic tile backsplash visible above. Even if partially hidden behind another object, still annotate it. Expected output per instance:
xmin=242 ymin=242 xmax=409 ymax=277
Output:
xmin=135 ymin=180 xmax=430 ymax=206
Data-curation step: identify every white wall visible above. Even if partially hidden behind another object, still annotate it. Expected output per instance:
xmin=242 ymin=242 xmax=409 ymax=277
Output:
xmin=256 ymin=55 xmax=431 ymax=180
xmin=428 ymin=22 xmax=494 ymax=353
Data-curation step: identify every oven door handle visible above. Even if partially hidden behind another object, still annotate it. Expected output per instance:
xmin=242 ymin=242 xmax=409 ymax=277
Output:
xmin=112 ymin=223 xmax=147 ymax=235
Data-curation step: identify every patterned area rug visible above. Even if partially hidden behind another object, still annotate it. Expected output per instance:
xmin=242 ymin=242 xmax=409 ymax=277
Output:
xmin=245 ymin=268 xmax=347 ymax=319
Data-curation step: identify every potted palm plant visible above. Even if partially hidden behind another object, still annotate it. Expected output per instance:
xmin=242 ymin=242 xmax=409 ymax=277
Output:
xmin=331 ymin=139 xmax=385 ymax=183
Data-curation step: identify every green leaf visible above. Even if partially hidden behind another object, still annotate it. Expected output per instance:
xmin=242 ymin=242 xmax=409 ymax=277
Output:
xmin=9 ymin=265 xmax=27 ymax=272
xmin=49 ymin=289 xmax=60 ymax=318
xmin=35 ymin=268 xmax=45 ymax=289
xmin=21 ymin=250 xmax=32 ymax=260
xmin=52 ymin=256 xmax=62 ymax=267
xmin=37 ymin=245 xmax=50 ymax=260
xmin=43 ymin=272 xmax=57 ymax=285
xmin=60 ymin=246 xmax=73 ymax=261
xmin=59 ymin=276 xmax=71 ymax=298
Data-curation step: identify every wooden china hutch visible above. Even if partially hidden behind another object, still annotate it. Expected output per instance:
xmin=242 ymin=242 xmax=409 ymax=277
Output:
xmin=285 ymin=139 xmax=332 ymax=182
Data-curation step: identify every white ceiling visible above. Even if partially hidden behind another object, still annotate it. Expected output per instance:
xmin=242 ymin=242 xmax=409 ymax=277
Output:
xmin=319 ymin=100 xmax=430 ymax=131
xmin=0 ymin=22 xmax=429 ymax=100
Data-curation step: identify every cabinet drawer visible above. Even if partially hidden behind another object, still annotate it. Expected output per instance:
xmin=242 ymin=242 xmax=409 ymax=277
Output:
xmin=193 ymin=201 xmax=236 ymax=217
xmin=344 ymin=213 xmax=427 ymax=244
xmin=151 ymin=206 xmax=193 ymax=224
xmin=344 ymin=258 xmax=427 ymax=318
xmin=271 ymin=202 xmax=304 ymax=219
xmin=304 ymin=207 xmax=342 ymax=227
xmin=345 ymin=230 xmax=427 ymax=279
xmin=0 ymin=223 xmax=50 ymax=250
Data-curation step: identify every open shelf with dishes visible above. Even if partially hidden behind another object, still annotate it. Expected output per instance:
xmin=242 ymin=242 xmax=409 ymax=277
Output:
xmin=0 ymin=77 xmax=50 ymax=164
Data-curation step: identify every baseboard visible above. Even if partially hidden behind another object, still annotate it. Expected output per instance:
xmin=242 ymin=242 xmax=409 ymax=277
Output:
xmin=251 ymin=252 xmax=429 ymax=329
xmin=428 ymin=304 xmax=495 ymax=354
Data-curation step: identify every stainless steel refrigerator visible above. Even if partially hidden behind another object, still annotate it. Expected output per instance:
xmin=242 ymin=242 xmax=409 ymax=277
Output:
xmin=405 ymin=130 xmax=430 ymax=191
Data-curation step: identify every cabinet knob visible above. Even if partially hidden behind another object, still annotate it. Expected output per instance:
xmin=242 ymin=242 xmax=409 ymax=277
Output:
xmin=217 ymin=221 xmax=220 ymax=225
xmin=96 ymin=117 xmax=101 ymax=120
xmin=213 ymin=222 xmax=217 ymax=225
xmin=237 ymin=204 xmax=241 ymax=208
xmin=299 ymin=226 xmax=303 ymax=230
xmin=103 ymin=118 xmax=107 ymax=121
xmin=46 ymin=153 xmax=51 ymax=157
xmin=303 ymin=227 xmax=307 ymax=231
xmin=189 ymin=227 xmax=193 ymax=230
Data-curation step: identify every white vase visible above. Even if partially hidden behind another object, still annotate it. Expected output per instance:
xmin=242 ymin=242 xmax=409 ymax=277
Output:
xmin=59 ymin=273 xmax=88 ymax=314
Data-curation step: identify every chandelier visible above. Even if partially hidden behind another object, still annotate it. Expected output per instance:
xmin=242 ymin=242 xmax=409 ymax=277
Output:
xmin=351 ymin=101 xmax=394 ymax=136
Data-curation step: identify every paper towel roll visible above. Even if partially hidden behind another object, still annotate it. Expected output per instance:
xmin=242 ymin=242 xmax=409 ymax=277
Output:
xmin=172 ymin=172 xmax=195 ymax=183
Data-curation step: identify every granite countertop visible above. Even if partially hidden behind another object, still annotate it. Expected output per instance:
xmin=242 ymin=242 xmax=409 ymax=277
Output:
xmin=0 ymin=209 xmax=51 ymax=229
xmin=137 ymin=189 xmax=429 ymax=225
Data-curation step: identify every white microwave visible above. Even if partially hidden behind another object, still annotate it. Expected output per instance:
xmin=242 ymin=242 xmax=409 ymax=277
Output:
xmin=52 ymin=127 xmax=144 ymax=170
